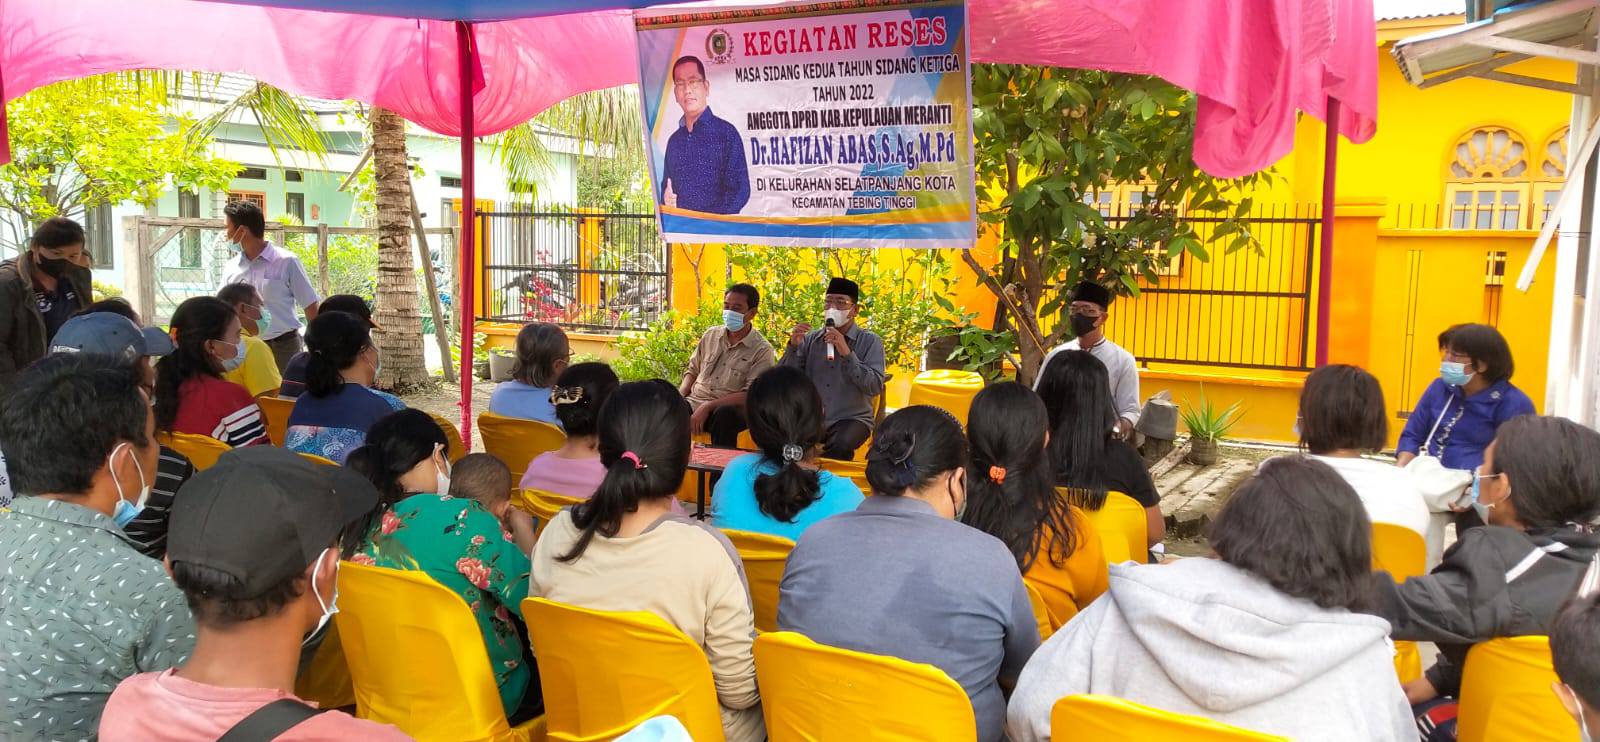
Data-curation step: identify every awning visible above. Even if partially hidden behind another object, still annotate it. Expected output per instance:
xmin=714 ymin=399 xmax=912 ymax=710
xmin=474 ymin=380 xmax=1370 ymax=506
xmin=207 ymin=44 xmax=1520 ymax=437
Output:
xmin=1392 ymin=0 xmax=1598 ymax=95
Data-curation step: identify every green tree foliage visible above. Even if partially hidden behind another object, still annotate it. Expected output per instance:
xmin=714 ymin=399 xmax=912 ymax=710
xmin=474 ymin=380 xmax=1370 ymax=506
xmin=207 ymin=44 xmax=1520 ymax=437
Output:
xmin=0 ymin=80 xmax=239 ymax=252
xmin=966 ymin=65 xmax=1270 ymax=384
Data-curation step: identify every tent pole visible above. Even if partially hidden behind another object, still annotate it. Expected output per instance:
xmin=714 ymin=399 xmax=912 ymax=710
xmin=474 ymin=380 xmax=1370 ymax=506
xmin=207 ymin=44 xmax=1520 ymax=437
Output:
xmin=456 ymin=20 xmax=477 ymax=445
xmin=1316 ymin=96 xmax=1339 ymax=367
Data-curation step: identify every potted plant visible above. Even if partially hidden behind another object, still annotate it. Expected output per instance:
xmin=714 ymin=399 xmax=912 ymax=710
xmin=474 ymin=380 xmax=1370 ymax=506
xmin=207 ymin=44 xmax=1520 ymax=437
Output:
xmin=488 ymin=348 xmax=517 ymax=383
xmin=1180 ymin=388 xmax=1243 ymax=466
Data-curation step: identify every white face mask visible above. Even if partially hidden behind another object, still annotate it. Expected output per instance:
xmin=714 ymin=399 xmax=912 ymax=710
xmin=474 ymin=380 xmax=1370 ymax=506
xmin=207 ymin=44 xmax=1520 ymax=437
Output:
xmin=215 ymin=339 xmax=244 ymax=372
xmin=108 ymin=442 xmax=151 ymax=529
xmin=824 ymin=307 xmax=849 ymax=328
xmin=434 ymin=446 xmax=452 ymax=495
xmin=304 ymin=548 xmax=340 ymax=646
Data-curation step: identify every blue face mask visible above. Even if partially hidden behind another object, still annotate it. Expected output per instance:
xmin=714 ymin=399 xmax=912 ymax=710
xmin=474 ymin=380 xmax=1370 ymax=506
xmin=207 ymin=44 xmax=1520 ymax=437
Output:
xmin=1467 ymin=472 xmax=1503 ymax=523
xmin=1440 ymin=361 xmax=1474 ymax=387
xmin=722 ymin=309 xmax=746 ymax=332
xmin=108 ymin=443 xmax=150 ymax=529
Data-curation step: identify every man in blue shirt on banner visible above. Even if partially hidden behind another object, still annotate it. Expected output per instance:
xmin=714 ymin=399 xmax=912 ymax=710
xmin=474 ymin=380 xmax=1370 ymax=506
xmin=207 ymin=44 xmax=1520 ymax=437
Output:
xmin=662 ymin=55 xmax=750 ymax=215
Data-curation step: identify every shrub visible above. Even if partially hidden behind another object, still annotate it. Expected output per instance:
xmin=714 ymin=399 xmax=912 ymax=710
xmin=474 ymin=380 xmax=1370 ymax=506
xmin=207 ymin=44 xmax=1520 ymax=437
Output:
xmin=609 ymin=301 xmax=721 ymax=382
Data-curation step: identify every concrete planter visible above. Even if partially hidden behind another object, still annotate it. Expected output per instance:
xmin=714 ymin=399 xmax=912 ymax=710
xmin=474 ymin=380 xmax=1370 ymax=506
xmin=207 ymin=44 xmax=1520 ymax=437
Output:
xmin=1188 ymin=438 xmax=1220 ymax=466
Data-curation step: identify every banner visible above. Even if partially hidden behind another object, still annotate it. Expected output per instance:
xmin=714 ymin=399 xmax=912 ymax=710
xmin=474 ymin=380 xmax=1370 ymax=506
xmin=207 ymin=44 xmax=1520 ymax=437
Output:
xmin=635 ymin=0 xmax=975 ymax=248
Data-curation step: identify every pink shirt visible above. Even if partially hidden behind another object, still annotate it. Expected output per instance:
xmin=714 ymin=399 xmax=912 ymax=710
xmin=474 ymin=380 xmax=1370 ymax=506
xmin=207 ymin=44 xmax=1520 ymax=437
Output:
xmin=100 ymin=670 xmax=413 ymax=742
xmin=519 ymin=451 xmax=606 ymax=498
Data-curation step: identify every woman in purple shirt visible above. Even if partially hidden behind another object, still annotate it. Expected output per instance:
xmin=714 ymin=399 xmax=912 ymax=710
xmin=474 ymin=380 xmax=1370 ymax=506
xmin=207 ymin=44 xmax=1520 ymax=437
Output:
xmin=520 ymin=362 xmax=617 ymax=497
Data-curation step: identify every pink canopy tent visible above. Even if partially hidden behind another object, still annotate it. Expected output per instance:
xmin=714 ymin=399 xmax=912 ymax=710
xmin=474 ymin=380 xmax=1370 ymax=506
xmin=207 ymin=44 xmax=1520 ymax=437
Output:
xmin=0 ymin=0 xmax=1376 ymax=437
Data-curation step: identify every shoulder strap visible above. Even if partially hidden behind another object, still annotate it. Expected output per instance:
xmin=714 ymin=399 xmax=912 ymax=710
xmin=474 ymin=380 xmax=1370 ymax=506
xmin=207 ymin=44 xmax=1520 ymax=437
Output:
xmin=216 ymin=699 xmax=330 ymax=742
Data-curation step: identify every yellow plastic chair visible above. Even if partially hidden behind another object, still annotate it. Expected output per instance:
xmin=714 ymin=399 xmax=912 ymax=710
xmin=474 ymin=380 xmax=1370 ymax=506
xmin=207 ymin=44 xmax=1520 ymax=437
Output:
xmin=1371 ymin=523 xmax=1427 ymax=683
xmin=298 ymin=452 xmax=340 ymax=467
xmin=1062 ymin=489 xmax=1148 ymax=565
xmin=720 ymin=529 xmax=795 ymax=633
xmin=335 ymin=562 xmax=544 ymax=742
xmin=258 ymin=395 xmax=294 ymax=446
xmin=753 ymin=631 xmax=976 ymax=742
xmin=295 ymin=622 xmax=355 ymax=710
xmin=907 ymin=370 xmax=986 ymax=426
xmin=1050 ymin=695 xmax=1288 ymax=741
xmin=820 ymin=457 xmax=871 ymax=492
xmin=1458 ymin=636 xmax=1577 ymax=742
xmin=428 ymin=412 xmax=469 ymax=463
xmin=513 ymin=488 xmax=585 ymax=541
xmin=156 ymin=431 xmax=232 ymax=471
xmin=522 ymin=597 xmax=726 ymax=742
xmin=1025 ymin=581 xmax=1058 ymax=641
xmin=480 ymin=411 xmax=566 ymax=482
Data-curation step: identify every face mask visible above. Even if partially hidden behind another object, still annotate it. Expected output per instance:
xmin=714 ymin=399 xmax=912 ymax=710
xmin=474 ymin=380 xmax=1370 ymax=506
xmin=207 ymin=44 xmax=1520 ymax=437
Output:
xmin=1440 ymin=361 xmax=1474 ymax=387
xmin=1467 ymin=472 xmax=1502 ymax=522
xmin=108 ymin=442 xmax=151 ymax=529
xmin=824 ymin=307 xmax=849 ymax=327
xmin=224 ymin=228 xmax=244 ymax=253
xmin=1070 ymin=312 xmax=1098 ymax=338
xmin=435 ymin=450 xmax=453 ymax=495
xmin=304 ymin=548 xmax=340 ymax=646
xmin=949 ymin=472 xmax=968 ymax=521
xmin=253 ymin=307 xmax=272 ymax=336
xmin=35 ymin=253 xmax=73 ymax=278
xmin=722 ymin=309 xmax=746 ymax=332
xmin=215 ymin=339 xmax=245 ymax=372
xmin=371 ymin=347 xmax=383 ymax=382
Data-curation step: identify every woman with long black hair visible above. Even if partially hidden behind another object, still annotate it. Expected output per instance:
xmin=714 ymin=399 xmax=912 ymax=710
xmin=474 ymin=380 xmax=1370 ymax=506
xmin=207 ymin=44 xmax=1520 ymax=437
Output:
xmin=1035 ymin=350 xmax=1164 ymax=550
xmin=153 ymin=296 xmax=268 ymax=447
xmin=711 ymin=366 xmax=864 ymax=540
xmin=285 ymin=310 xmax=404 ymax=463
xmin=529 ymin=380 xmax=763 ymax=742
xmin=963 ymin=382 xmax=1107 ymax=631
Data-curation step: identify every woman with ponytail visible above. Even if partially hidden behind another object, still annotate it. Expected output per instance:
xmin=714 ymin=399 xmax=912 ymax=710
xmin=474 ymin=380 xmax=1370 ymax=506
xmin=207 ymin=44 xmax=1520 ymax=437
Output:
xmin=530 ymin=380 xmax=764 ymax=742
xmin=348 ymin=409 xmax=538 ymax=722
xmin=778 ymin=406 xmax=1039 ymax=742
xmin=285 ymin=310 xmax=404 ymax=463
xmin=519 ymin=362 xmax=618 ymax=497
xmin=154 ymin=296 xmax=269 ymax=447
xmin=710 ymin=366 xmax=863 ymax=540
xmin=1036 ymin=350 xmax=1165 ymax=550
xmin=963 ymin=382 xmax=1107 ymax=631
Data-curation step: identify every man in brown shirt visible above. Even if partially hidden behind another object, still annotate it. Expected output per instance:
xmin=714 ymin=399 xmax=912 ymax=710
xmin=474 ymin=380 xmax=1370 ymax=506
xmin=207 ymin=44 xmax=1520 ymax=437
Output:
xmin=681 ymin=284 xmax=775 ymax=446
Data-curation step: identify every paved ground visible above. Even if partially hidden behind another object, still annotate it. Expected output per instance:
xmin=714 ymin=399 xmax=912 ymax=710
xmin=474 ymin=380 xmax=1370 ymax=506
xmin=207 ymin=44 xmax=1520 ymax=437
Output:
xmin=401 ymin=378 xmax=493 ymax=451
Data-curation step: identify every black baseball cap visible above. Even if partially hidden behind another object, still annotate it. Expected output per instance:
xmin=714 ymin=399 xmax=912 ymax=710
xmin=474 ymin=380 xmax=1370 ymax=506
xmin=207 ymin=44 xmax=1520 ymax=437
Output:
xmin=168 ymin=447 xmax=379 ymax=596
xmin=321 ymin=294 xmax=382 ymax=331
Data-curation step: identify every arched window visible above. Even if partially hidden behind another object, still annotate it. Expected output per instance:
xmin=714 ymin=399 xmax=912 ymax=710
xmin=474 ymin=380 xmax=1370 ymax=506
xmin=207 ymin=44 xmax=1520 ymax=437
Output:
xmin=1534 ymin=126 xmax=1570 ymax=228
xmin=1445 ymin=127 xmax=1530 ymax=230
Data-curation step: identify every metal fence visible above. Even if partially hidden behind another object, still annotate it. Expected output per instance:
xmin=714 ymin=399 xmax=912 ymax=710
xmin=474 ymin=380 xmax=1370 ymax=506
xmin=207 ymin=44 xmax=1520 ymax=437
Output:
xmin=476 ymin=205 xmax=669 ymax=332
xmin=1076 ymin=204 xmax=1323 ymax=371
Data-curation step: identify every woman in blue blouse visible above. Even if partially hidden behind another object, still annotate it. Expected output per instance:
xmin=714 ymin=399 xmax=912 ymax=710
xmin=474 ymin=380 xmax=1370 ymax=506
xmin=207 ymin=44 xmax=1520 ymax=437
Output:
xmin=285 ymin=311 xmax=405 ymax=463
xmin=711 ymin=366 xmax=863 ymax=540
xmin=1397 ymin=323 xmax=1535 ymax=529
xmin=487 ymin=322 xmax=567 ymax=426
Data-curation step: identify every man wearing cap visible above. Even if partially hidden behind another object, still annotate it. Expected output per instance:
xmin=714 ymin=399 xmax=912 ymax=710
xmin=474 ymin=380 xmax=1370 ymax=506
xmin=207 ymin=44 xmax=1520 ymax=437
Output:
xmin=99 ymin=447 xmax=412 ymax=741
xmin=780 ymin=277 xmax=886 ymax=460
xmin=1037 ymin=280 xmax=1142 ymax=440
xmin=0 ymin=354 xmax=196 ymax=740
xmin=276 ymin=294 xmax=378 ymax=399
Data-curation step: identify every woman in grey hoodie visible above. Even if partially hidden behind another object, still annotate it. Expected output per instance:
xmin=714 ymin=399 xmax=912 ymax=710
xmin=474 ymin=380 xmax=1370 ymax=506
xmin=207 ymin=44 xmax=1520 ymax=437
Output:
xmin=1007 ymin=456 xmax=1412 ymax=742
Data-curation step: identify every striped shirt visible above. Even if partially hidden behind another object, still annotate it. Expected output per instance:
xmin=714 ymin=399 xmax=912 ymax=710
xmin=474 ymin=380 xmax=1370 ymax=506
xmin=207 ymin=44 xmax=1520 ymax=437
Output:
xmin=121 ymin=446 xmax=197 ymax=559
xmin=170 ymin=375 xmax=269 ymax=448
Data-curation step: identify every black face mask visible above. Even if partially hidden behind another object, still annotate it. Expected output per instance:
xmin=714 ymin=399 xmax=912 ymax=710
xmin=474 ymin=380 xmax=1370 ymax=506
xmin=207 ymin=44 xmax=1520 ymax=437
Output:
xmin=34 ymin=253 xmax=71 ymax=278
xmin=1069 ymin=312 xmax=1098 ymax=338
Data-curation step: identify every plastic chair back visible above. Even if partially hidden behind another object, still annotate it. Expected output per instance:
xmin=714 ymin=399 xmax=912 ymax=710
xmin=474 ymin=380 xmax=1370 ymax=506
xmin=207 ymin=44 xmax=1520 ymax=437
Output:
xmin=1062 ymin=489 xmax=1147 ymax=564
xmin=1050 ymin=694 xmax=1288 ymax=741
xmin=1458 ymin=636 xmax=1577 ymax=742
xmin=480 ymin=411 xmax=567 ymax=481
xmin=298 ymin=452 xmax=340 ymax=467
xmin=907 ymin=370 xmax=985 ymax=426
xmin=720 ymin=529 xmax=794 ymax=633
xmin=1024 ymin=581 xmax=1058 ymax=641
xmin=753 ymin=631 xmax=975 ymax=742
xmin=295 ymin=621 xmax=355 ymax=710
xmin=156 ymin=431 xmax=232 ymax=471
xmin=428 ymin=412 xmax=469 ymax=463
xmin=514 ymin=488 xmax=585 ymax=540
xmin=1371 ymin=523 xmax=1428 ymax=682
xmin=820 ymin=458 xmax=870 ymax=492
xmin=258 ymin=395 xmax=293 ymax=446
xmin=522 ymin=597 xmax=726 ymax=742
xmin=335 ymin=562 xmax=536 ymax=742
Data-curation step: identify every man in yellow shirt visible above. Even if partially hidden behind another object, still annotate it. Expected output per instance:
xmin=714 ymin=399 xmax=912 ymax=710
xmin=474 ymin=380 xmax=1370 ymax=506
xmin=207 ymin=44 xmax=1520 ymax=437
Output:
xmin=218 ymin=282 xmax=283 ymax=397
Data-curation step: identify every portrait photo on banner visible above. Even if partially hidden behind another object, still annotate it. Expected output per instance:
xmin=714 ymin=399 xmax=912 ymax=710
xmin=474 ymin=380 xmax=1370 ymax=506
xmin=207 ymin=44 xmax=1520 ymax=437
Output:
xmin=634 ymin=0 xmax=977 ymax=249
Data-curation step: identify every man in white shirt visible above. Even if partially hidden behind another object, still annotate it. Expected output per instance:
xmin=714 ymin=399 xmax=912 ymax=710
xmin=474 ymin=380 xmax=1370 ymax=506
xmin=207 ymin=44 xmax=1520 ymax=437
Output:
xmin=217 ymin=200 xmax=320 ymax=373
xmin=1036 ymin=280 xmax=1141 ymax=440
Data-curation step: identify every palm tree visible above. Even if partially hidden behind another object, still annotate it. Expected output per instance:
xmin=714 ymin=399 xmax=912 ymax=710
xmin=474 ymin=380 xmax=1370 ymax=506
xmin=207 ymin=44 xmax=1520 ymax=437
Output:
xmin=369 ymin=106 xmax=428 ymax=389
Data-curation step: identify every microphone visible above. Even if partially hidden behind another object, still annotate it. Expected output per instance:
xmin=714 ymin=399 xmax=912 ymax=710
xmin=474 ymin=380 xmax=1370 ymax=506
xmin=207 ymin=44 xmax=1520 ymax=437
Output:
xmin=825 ymin=318 xmax=836 ymax=361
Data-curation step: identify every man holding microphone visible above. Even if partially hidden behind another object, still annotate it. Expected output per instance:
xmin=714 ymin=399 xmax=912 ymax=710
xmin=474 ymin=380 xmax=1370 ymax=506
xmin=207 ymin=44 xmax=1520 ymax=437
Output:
xmin=780 ymin=277 xmax=886 ymax=460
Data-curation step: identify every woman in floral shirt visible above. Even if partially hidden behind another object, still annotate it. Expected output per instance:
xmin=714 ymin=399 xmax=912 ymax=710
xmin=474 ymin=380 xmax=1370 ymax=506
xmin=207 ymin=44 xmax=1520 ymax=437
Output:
xmin=344 ymin=409 xmax=537 ymax=720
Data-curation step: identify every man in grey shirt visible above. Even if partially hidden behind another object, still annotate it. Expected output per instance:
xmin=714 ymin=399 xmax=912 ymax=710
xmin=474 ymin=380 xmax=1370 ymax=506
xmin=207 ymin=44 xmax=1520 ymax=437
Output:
xmin=779 ymin=277 xmax=886 ymax=460
xmin=776 ymin=408 xmax=1039 ymax=742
